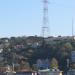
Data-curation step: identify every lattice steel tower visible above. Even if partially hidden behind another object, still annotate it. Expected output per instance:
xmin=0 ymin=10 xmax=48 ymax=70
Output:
xmin=42 ymin=0 xmax=50 ymax=37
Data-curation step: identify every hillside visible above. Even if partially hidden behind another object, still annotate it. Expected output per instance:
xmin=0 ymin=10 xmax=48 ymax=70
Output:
xmin=0 ymin=36 xmax=75 ymax=71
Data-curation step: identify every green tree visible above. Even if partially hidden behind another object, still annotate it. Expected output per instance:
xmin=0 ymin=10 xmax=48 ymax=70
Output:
xmin=20 ymin=60 xmax=30 ymax=70
xmin=50 ymin=58 xmax=59 ymax=69
xmin=63 ymin=42 xmax=73 ymax=53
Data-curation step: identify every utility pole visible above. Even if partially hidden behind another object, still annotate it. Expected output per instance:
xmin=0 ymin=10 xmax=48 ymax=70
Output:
xmin=72 ymin=18 xmax=75 ymax=41
xmin=72 ymin=18 xmax=74 ymax=37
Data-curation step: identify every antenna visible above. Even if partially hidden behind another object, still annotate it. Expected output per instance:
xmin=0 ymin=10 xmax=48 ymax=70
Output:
xmin=71 ymin=17 xmax=75 ymax=41
xmin=42 ymin=0 xmax=50 ymax=38
xmin=72 ymin=18 xmax=74 ymax=37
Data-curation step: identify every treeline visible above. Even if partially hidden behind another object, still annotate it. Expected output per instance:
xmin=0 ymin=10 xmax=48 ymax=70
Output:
xmin=0 ymin=36 xmax=75 ymax=71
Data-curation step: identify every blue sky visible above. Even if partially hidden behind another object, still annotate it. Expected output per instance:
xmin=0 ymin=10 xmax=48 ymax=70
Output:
xmin=0 ymin=0 xmax=75 ymax=37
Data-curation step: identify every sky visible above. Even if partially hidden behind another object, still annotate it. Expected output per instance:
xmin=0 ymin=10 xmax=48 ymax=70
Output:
xmin=0 ymin=0 xmax=75 ymax=37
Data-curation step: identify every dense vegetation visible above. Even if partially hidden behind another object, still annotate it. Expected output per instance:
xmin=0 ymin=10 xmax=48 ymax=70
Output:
xmin=0 ymin=36 xmax=75 ymax=71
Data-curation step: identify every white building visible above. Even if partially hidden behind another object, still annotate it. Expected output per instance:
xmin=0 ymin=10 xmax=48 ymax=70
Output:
xmin=38 ymin=69 xmax=62 ymax=75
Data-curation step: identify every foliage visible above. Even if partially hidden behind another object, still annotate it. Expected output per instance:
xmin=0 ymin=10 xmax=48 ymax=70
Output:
xmin=0 ymin=36 xmax=75 ymax=71
xmin=50 ymin=58 xmax=59 ymax=69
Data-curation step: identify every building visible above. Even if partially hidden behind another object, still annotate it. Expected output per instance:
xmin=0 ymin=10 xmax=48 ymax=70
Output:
xmin=38 ymin=69 xmax=62 ymax=75
xmin=67 ymin=51 xmax=75 ymax=75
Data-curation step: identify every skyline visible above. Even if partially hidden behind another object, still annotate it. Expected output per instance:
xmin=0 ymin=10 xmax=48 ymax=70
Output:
xmin=0 ymin=0 xmax=75 ymax=37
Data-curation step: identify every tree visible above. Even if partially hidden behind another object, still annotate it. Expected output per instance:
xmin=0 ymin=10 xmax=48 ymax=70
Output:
xmin=20 ymin=60 xmax=30 ymax=70
xmin=32 ymin=64 xmax=38 ymax=71
xmin=60 ymin=42 xmax=73 ymax=58
xmin=50 ymin=58 xmax=59 ymax=69
xmin=63 ymin=42 xmax=73 ymax=53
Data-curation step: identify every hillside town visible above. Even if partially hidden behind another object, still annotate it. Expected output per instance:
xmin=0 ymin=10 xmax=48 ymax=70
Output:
xmin=0 ymin=36 xmax=74 ymax=75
